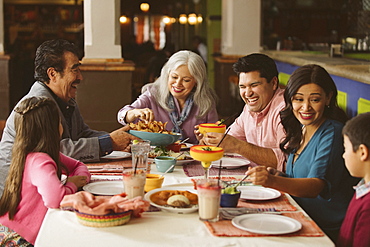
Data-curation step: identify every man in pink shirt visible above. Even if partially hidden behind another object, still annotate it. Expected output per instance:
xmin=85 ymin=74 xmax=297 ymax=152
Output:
xmin=202 ymin=53 xmax=286 ymax=171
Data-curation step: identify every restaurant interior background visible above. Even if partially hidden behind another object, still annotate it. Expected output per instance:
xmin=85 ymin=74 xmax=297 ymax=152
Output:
xmin=1 ymin=0 xmax=370 ymax=131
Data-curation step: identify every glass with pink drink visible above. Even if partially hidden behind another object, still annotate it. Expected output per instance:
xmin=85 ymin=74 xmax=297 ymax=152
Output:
xmin=196 ymin=179 xmax=222 ymax=222
xmin=122 ymin=169 xmax=146 ymax=199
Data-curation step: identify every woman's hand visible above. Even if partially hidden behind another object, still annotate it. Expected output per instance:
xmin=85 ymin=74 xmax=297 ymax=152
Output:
xmin=67 ymin=175 xmax=88 ymax=189
xmin=126 ymin=108 xmax=155 ymax=123
xmin=245 ymin=166 xmax=273 ymax=187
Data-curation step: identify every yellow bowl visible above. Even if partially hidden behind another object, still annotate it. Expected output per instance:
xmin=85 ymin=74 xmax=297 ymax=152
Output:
xmin=199 ymin=123 xmax=226 ymax=135
xmin=145 ymin=174 xmax=164 ymax=192
xmin=190 ymin=145 xmax=224 ymax=162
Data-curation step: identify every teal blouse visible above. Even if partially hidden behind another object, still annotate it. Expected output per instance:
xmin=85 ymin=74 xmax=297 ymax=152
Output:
xmin=286 ymin=119 xmax=359 ymax=232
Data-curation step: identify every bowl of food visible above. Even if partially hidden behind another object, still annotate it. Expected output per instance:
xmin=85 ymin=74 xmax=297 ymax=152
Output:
xmin=129 ymin=130 xmax=181 ymax=146
xmin=75 ymin=210 xmax=132 ymax=227
xmin=128 ymin=120 xmax=182 ymax=146
xmin=144 ymin=186 xmax=198 ymax=214
xmin=220 ymin=186 xmax=241 ymax=207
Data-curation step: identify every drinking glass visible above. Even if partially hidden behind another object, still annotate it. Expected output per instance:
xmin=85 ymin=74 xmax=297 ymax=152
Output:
xmin=131 ymin=140 xmax=151 ymax=173
xmin=197 ymin=179 xmax=222 ymax=222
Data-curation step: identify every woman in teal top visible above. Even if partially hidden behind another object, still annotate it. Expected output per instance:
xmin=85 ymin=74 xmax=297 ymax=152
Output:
xmin=246 ymin=64 xmax=359 ymax=242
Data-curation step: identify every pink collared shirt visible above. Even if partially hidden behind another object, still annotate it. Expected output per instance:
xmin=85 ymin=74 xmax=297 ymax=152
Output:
xmin=228 ymin=87 xmax=286 ymax=171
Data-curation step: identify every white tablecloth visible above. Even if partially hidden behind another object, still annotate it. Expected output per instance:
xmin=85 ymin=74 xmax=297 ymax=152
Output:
xmin=35 ymin=164 xmax=335 ymax=247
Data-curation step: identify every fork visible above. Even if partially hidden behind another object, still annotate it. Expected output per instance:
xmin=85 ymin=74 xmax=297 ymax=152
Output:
xmin=219 ymin=207 xmax=280 ymax=220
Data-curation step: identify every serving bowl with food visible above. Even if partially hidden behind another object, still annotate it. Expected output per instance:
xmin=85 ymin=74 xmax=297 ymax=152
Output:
xmin=128 ymin=120 xmax=181 ymax=146
xmin=148 ymin=146 xmax=194 ymax=165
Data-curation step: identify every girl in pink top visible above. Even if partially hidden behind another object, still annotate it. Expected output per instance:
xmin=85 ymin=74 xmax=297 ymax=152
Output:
xmin=0 ymin=96 xmax=91 ymax=246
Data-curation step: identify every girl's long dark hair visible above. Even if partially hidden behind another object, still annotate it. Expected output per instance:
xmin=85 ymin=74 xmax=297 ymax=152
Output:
xmin=280 ymin=64 xmax=348 ymax=154
xmin=0 ymin=96 xmax=68 ymax=220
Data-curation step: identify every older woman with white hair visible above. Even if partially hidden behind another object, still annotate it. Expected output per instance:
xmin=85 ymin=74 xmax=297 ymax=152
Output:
xmin=117 ymin=50 xmax=218 ymax=144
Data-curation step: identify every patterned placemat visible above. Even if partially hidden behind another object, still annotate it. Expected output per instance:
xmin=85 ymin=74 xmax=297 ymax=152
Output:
xmin=183 ymin=162 xmax=249 ymax=177
xmin=204 ymin=211 xmax=325 ymax=237
xmin=238 ymin=193 xmax=297 ymax=211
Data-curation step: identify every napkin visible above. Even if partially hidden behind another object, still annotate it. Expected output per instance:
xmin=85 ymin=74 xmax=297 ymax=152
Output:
xmin=60 ymin=191 xmax=150 ymax=217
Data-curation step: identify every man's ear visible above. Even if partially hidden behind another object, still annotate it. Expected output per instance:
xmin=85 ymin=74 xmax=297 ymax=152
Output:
xmin=271 ymin=76 xmax=279 ymax=91
xmin=358 ymin=144 xmax=369 ymax=162
xmin=47 ymin=67 xmax=57 ymax=82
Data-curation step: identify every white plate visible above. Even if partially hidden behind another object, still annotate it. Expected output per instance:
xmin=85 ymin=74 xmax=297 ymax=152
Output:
xmin=211 ymin=157 xmax=250 ymax=169
xmin=232 ymin=214 xmax=302 ymax=235
xmin=180 ymin=143 xmax=194 ymax=150
xmin=101 ymin=151 xmax=131 ymax=160
xmin=144 ymin=186 xmax=198 ymax=214
xmin=83 ymin=181 xmax=124 ymax=196
xmin=239 ymin=186 xmax=281 ymax=200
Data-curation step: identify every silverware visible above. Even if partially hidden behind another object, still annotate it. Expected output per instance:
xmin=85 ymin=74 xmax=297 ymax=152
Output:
xmin=159 ymin=164 xmax=175 ymax=179
xmin=219 ymin=207 xmax=280 ymax=220
xmin=179 ymin=137 xmax=189 ymax=144
xmin=233 ymin=174 xmax=249 ymax=188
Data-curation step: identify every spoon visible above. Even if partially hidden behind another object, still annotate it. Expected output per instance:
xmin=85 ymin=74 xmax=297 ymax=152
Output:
xmin=179 ymin=137 xmax=189 ymax=144
xmin=173 ymin=152 xmax=184 ymax=160
xmin=159 ymin=164 xmax=175 ymax=179
xmin=230 ymin=174 xmax=250 ymax=188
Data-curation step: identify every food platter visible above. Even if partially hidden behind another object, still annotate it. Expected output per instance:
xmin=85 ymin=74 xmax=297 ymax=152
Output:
xmin=144 ymin=186 xmax=198 ymax=214
xmin=128 ymin=130 xmax=181 ymax=146
xmin=83 ymin=181 xmax=124 ymax=196
xmin=232 ymin=214 xmax=302 ymax=235
xmin=238 ymin=186 xmax=281 ymax=200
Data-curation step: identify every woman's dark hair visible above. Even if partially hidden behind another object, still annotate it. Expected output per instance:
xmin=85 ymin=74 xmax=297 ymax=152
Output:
xmin=0 ymin=96 xmax=68 ymax=220
xmin=280 ymin=64 xmax=348 ymax=154
xmin=34 ymin=39 xmax=80 ymax=83
xmin=232 ymin=53 xmax=279 ymax=83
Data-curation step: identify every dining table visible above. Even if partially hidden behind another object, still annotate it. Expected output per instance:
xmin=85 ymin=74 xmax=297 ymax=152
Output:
xmin=35 ymin=152 xmax=335 ymax=247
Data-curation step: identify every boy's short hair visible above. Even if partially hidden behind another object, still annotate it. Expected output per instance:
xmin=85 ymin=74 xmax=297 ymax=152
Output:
xmin=343 ymin=112 xmax=370 ymax=151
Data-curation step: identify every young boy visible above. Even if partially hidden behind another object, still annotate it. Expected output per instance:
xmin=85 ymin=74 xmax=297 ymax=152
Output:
xmin=337 ymin=112 xmax=370 ymax=247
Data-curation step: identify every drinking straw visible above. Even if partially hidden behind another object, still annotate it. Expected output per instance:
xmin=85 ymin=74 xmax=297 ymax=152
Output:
xmin=216 ymin=128 xmax=231 ymax=147
xmin=217 ymin=112 xmax=239 ymax=126
xmin=133 ymin=157 xmax=139 ymax=175
xmin=218 ymin=160 xmax=223 ymax=186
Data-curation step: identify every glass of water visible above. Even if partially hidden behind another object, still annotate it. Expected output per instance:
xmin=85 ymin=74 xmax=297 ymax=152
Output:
xmin=131 ymin=140 xmax=151 ymax=173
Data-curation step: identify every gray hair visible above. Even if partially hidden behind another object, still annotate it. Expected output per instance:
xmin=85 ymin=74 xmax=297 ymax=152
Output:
xmin=151 ymin=50 xmax=217 ymax=117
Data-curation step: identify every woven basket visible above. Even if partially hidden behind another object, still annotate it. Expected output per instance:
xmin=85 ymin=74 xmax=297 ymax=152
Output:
xmin=76 ymin=210 xmax=132 ymax=227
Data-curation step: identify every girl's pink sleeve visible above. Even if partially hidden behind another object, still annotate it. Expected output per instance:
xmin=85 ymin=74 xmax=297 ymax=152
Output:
xmin=28 ymin=153 xmax=77 ymax=208
xmin=59 ymin=153 xmax=91 ymax=182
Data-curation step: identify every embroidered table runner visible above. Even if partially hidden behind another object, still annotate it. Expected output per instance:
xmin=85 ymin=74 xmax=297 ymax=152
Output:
xmin=183 ymin=161 xmax=249 ymax=177
xmin=86 ymin=159 xmax=132 ymax=175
